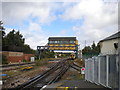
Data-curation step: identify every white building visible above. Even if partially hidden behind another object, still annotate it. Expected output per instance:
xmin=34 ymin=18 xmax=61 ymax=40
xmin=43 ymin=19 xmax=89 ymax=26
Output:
xmin=99 ymin=31 xmax=120 ymax=55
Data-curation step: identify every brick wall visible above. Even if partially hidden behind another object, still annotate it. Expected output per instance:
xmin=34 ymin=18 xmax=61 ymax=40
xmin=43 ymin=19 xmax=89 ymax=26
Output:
xmin=2 ymin=51 xmax=35 ymax=63
xmin=23 ymin=54 xmax=35 ymax=62
xmin=7 ymin=56 xmax=23 ymax=63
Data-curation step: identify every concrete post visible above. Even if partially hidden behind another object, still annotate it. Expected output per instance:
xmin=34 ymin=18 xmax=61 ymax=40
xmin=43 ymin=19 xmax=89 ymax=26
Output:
xmin=118 ymin=38 xmax=120 ymax=90
xmin=98 ymin=56 xmax=101 ymax=84
xmin=92 ymin=57 xmax=95 ymax=82
xmin=106 ymin=55 xmax=109 ymax=87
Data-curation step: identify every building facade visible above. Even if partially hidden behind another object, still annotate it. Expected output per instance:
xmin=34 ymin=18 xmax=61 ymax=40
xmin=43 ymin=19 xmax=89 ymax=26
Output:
xmin=99 ymin=31 xmax=120 ymax=55
xmin=48 ymin=37 xmax=78 ymax=51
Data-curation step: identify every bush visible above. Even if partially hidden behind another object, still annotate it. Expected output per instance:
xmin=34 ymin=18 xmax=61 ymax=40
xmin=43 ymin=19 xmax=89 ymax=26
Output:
xmin=2 ymin=54 xmax=8 ymax=64
xmin=22 ymin=59 xmax=27 ymax=62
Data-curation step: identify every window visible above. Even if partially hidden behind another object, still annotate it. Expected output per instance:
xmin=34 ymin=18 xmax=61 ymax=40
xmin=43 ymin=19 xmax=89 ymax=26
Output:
xmin=50 ymin=41 xmax=53 ymax=43
xmin=57 ymin=41 xmax=60 ymax=43
xmin=55 ymin=41 xmax=57 ymax=43
xmin=64 ymin=41 xmax=68 ymax=44
xmin=49 ymin=41 xmax=52 ymax=43
xmin=51 ymin=41 xmax=54 ymax=43
xmin=70 ymin=41 xmax=73 ymax=43
xmin=60 ymin=41 xmax=63 ymax=44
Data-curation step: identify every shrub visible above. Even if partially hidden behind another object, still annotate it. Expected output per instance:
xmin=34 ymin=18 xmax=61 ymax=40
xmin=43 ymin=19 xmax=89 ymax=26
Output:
xmin=22 ymin=59 xmax=27 ymax=62
xmin=2 ymin=54 xmax=8 ymax=64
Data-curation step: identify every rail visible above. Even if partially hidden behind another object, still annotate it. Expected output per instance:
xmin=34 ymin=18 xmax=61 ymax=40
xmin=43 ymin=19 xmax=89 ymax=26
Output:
xmin=0 ymin=62 xmax=36 ymax=68
xmin=14 ymin=59 xmax=70 ymax=90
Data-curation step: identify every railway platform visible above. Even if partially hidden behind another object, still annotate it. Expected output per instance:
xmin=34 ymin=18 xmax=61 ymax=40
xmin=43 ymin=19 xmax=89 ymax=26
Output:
xmin=45 ymin=80 xmax=112 ymax=90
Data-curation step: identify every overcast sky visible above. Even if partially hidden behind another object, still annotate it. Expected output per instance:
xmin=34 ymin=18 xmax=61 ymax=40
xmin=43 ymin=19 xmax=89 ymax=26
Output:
xmin=1 ymin=0 xmax=118 ymax=50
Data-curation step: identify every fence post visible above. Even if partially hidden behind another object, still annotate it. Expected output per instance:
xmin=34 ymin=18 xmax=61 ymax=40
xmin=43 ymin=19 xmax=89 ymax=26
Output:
xmin=106 ymin=55 xmax=109 ymax=87
xmin=92 ymin=57 xmax=95 ymax=82
xmin=118 ymin=52 xmax=120 ymax=90
xmin=98 ymin=56 xmax=101 ymax=84
xmin=118 ymin=36 xmax=120 ymax=90
xmin=85 ymin=59 xmax=87 ymax=80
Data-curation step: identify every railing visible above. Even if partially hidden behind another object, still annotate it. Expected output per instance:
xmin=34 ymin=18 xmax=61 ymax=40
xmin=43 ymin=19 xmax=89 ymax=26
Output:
xmin=85 ymin=54 xmax=119 ymax=90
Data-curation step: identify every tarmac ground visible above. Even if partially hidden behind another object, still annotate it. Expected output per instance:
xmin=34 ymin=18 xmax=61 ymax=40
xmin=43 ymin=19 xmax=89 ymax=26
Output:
xmin=44 ymin=80 xmax=112 ymax=90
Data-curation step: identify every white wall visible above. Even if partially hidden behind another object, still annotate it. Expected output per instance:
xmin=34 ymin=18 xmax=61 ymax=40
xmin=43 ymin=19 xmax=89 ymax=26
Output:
xmin=100 ymin=38 xmax=119 ymax=55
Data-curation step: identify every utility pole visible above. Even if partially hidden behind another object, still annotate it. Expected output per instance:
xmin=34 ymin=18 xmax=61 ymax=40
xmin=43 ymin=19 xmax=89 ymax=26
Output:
xmin=39 ymin=50 xmax=41 ymax=60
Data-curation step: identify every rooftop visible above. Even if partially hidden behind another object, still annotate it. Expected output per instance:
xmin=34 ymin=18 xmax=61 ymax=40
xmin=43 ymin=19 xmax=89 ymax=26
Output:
xmin=48 ymin=37 xmax=77 ymax=40
xmin=100 ymin=31 xmax=120 ymax=42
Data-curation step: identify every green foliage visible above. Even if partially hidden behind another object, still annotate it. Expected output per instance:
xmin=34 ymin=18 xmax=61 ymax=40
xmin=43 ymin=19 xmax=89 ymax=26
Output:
xmin=0 ymin=21 xmax=5 ymax=51
xmin=35 ymin=58 xmax=48 ymax=66
xmin=22 ymin=59 xmax=27 ymax=62
xmin=82 ymin=46 xmax=91 ymax=55
xmin=40 ymin=50 xmax=55 ymax=59
xmin=23 ymin=44 xmax=36 ymax=54
xmin=23 ymin=44 xmax=31 ymax=54
xmin=0 ymin=21 xmax=5 ymax=37
xmin=2 ymin=54 xmax=8 ymax=64
xmin=2 ymin=29 xmax=25 ymax=51
xmin=82 ymin=42 xmax=100 ymax=58
xmin=4 ymin=29 xmax=24 ymax=46
xmin=1 ymin=21 xmax=36 ymax=54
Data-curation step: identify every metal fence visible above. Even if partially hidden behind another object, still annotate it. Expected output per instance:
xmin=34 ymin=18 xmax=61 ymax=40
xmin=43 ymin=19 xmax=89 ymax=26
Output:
xmin=85 ymin=54 xmax=119 ymax=90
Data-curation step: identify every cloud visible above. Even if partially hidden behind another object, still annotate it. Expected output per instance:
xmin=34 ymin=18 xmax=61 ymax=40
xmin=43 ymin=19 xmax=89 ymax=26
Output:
xmin=0 ymin=1 xmax=2 ymax=20
xmin=59 ymin=30 xmax=67 ymax=35
xmin=24 ymin=34 xmax=48 ymax=50
xmin=61 ymin=0 xmax=117 ymax=24
xmin=2 ymin=0 xmax=82 ymax=2
xmin=2 ymin=2 xmax=58 ymax=49
xmin=2 ymin=2 xmax=57 ymax=25
xmin=21 ymin=22 xmax=48 ymax=49
xmin=26 ymin=22 xmax=42 ymax=32
xmin=61 ymin=0 xmax=118 ymax=48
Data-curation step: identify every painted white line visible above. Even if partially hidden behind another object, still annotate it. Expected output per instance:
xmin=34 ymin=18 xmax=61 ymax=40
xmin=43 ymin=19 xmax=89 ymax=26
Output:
xmin=40 ymin=85 xmax=47 ymax=90
xmin=0 ymin=81 xmax=3 ymax=85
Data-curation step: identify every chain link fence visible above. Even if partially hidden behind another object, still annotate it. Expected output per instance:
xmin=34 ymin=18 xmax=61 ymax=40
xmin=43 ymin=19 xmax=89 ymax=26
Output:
xmin=85 ymin=54 xmax=119 ymax=90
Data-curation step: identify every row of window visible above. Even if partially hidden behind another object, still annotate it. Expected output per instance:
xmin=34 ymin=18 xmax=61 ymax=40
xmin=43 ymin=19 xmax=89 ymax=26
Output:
xmin=49 ymin=41 xmax=76 ymax=44
xmin=49 ymin=45 xmax=76 ymax=47
xmin=49 ymin=47 xmax=76 ymax=50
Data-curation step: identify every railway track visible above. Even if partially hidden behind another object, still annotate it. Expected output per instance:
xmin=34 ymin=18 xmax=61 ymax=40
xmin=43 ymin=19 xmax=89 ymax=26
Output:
xmin=0 ymin=62 xmax=36 ymax=68
xmin=1 ymin=63 xmax=36 ymax=72
xmin=1 ymin=59 xmax=62 ymax=72
xmin=69 ymin=62 xmax=82 ymax=72
xmin=13 ymin=59 xmax=70 ymax=90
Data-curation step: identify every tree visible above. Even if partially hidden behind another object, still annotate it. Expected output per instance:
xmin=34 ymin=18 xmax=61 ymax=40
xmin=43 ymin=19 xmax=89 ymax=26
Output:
xmin=0 ymin=21 xmax=5 ymax=37
xmin=3 ymin=29 xmax=35 ymax=53
xmin=3 ymin=29 xmax=25 ymax=51
xmin=82 ymin=42 xmax=100 ymax=58
xmin=91 ymin=41 xmax=96 ymax=54
xmin=38 ymin=50 xmax=55 ymax=59
xmin=4 ymin=29 xmax=15 ymax=46
xmin=23 ymin=44 xmax=36 ymax=54
xmin=1 ymin=26 xmax=36 ymax=53
xmin=0 ymin=21 xmax=5 ymax=51
xmin=96 ymin=43 xmax=100 ymax=53
xmin=14 ymin=31 xmax=24 ymax=47
xmin=82 ymin=46 xmax=91 ymax=55
xmin=91 ymin=41 xmax=96 ymax=50
xmin=2 ymin=54 xmax=8 ymax=64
